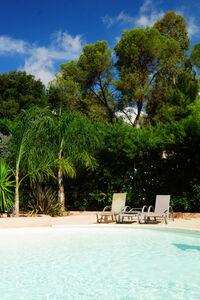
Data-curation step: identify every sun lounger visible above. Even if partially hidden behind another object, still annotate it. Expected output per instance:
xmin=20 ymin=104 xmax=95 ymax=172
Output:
xmin=138 ymin=195 xmax=174 ymax=224
xmin=96 ymin=193 xmax=126 ymax=223
xmin=118 ymin=206 xmax=148 ymax=223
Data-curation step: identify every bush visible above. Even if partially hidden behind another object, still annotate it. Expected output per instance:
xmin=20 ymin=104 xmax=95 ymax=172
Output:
xmin=29 ymin=185 xmax=62 ymax=216
xmin=172 ymin=180 xmax=200 ymax=212
xmin=0 ymin=160 xmax=14 ymax=211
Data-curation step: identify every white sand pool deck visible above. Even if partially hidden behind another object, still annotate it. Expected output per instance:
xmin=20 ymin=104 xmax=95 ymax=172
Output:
xmin=0 ymin=212 xmax=200 ymax=232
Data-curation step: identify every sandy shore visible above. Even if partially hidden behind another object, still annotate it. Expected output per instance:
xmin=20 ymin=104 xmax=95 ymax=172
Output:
xmin=0 ymin=211 xmax=200 ymax=232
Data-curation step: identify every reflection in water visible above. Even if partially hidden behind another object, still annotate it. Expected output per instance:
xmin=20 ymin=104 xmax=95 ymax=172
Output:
xmin=172 ymin=243 xmax=200 ymax=251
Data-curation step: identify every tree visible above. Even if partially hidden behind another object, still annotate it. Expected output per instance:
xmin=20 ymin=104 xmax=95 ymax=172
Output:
xmin=0 ymin=71 xmax=46 ymax=119
xmin=154 ymin=11 xmax=190 ymax=52
xmin=47 ymin=82 xmax=104 ymax=121
xmin=114 ymin=27 xmax=182 ymax=126
xmin=48 ymin=111 xmax=100 ymax=211
xmin=145 ymin=70 xmax=199 ymax=123
xmin=25 ymin=108 xmax=101 ymax=212
xmin=154 ymin=11 xmax=190 ymax=85
xmin=3 ymin=107 xmax=55 ymax=216
xmin=190 ymin=43 xmax=200 ymax=75
xmin=56 ymin=41 xmax=116 ymax=122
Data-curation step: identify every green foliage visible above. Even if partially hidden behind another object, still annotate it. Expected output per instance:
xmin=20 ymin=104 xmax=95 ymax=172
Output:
xmin=46 ymin=85 xmax=70 ymax=112
xmin=56 ymin=41 xmax=116 ymax=121
xmin=0 ymin=160 xmax=14 ymax=211
xmin=73 ymin=190 xmax=114 ymax=211
xmin=29 ymin=185 xmax=62 ymax=216
xmin=0 ymin=71 xmax=46 ymax=119
xmin=146 ymin=71 xmax=199 ymax=123
xmin=89 ymin=191 xmax=113 ymax=204
xmin=154 ymin=11 xmax=190 ymax=51
xmin=114 ymin=27 xmax=182 ymax=125
xmin=190 ymin=43 xmax=200 ymax=75
xmin=172 ymin=181 xmax=200 ymax=212
xmin=0 ymin=132 xmax=10 ymax=159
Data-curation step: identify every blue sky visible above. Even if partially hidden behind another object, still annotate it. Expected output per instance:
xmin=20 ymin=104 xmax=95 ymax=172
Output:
xmin=0 ymin=0 xmax=200 ymax=85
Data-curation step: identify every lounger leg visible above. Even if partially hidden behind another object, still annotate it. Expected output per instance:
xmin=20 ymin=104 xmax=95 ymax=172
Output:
xmin=138 ymin=214 xmax=143 ymax=224
xmin=165 ymin=215 xmax=168 ymax=224
xmin=96 ymin=214 xmax=100 ymax=223
xmin=145 ymin=216 xmax=150 ymax=224
xmin=169 ymin=206 xmax=174 ymax=221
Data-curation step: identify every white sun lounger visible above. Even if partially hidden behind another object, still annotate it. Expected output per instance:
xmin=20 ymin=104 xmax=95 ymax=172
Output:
xmin=138 ymin=195 xmax=174 ymax=224
xmin=96 ymin=193 xmax=126 ymax=223
xmin=118 ymin=206 xmax=148 ymax=223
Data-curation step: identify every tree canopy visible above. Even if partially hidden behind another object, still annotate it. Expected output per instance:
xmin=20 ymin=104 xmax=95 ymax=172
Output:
xmin=154 ymin=11 xmax=190 ymax=52
xmin=0 ymin=71 xmax=46 ymax=119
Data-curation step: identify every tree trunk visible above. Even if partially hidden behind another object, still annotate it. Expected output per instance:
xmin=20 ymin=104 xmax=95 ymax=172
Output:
xmin=172 ymin=72 xmax=176 ymax=85
xmin=134 ymin=100 xmax=143 ymax=127
xmin=14 ymin=168 xmax=19 ymax=217
xmin=58 ymin=164 xmax=65 ymax=213
xmin=58 ymin=138 xmax=65 ymax=213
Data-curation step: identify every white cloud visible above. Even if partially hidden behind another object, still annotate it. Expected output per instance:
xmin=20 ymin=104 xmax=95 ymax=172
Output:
xmin=187 ymin=17 xmax=199 ymax=37
xmin=102 ymin=15 xmax=115 ymax=29
xmin=22 ymin=31 xmax=84 ymax=85
xmin=116 ymin=11 xmax=134 ymax=25
xmin=56 ymin=31 xmax=83 ymax=53
xmin=0 ymin=31 xmax=85 ymax=85
xmin=135 ymin=10 xmax=164 ymax=28
xmin=102 ymin=11 xmax=134 ymax=29
xmin=23 ymin=47 xmax=55 ymax=85
xmin=0 ymin=36 xmax=28 ymax=54
xmin=140 ymin=0 xmax=152 ymax=13
xmin=102 ymin=1 xmax=164 ymax=29
xmin=102 ymin=0 xmax=199 ymax=39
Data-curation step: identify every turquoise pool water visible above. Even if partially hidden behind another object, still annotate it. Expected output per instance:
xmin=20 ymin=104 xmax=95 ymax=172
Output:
xmin=0 ymin=226 xmax=200 ymax=299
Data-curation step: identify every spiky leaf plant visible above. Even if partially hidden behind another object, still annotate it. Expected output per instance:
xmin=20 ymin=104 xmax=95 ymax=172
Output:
xmin=29 ymin=185 xmax=62 ymax=217
xmin=0 ymin=160 xmax=14 ymax=211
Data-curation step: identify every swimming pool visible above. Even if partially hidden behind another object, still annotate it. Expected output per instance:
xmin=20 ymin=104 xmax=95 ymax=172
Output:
xmin=0 ymin=226 xmax=200 ymax=299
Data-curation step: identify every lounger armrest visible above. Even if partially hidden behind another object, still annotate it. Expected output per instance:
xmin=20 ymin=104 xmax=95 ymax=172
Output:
xmin=130 ymin=207 xmax=142 ymax=211
xmin=122 ymin=206 xmax=131 ymax=212
xmin=119 ymin=207 xmax=126 ymax=214
xmin=103 ymin=206 xmax=111 ymax=212
xmin=141 ymin=206 xmax=148 ymax=214
xmin=127 ymin=208 xmax=142 ymax=214
xmin=148 ymin=205 xmax=154 ymax=213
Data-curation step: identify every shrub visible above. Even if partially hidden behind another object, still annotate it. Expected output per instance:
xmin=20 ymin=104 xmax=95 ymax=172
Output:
xmin=29 ymin=185 xmax=62 ymax=216
xmin=0 ymin=160 xmax=14 ymax=211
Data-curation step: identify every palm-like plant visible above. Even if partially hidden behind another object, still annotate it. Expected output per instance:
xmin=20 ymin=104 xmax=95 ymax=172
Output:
xmin=5 ymin=106 xmax=101 ymax=215
xmin=55 ymin=110 xmax=100 ymax=211
xmin=0 ymin=160 xmax=14 ymax=211
xmin=32 ymin=109 xmax=100 ymax=212
xmin=6 ymin=107 xmax=56 ymax=216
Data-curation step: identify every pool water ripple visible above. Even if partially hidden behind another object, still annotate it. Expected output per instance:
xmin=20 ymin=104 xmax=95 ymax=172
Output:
xmin=0 ymin=227 xmax=200 ymax=299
